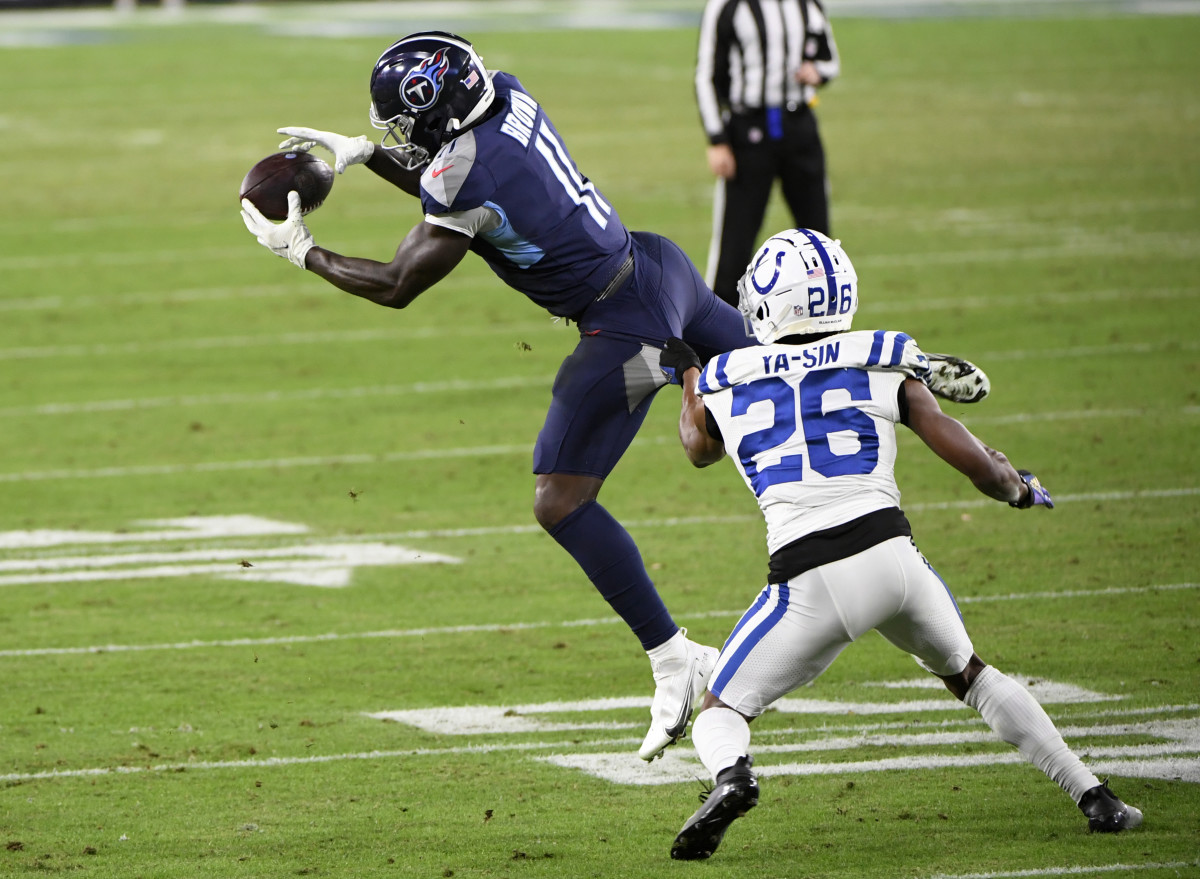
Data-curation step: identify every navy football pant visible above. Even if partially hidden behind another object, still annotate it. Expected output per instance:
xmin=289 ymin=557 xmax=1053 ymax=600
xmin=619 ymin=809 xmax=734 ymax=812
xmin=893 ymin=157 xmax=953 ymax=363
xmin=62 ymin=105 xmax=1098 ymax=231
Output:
xmin=534 ymin=231 xmax=751 ymax=478
xmin=535 ymin=231 xmax=753 ymax=650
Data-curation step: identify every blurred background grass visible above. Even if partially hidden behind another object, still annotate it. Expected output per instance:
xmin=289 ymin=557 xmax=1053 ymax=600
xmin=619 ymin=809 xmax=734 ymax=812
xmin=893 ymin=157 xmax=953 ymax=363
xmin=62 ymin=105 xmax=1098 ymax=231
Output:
xmin=0 ymin=5 xmax=1197 ymax=877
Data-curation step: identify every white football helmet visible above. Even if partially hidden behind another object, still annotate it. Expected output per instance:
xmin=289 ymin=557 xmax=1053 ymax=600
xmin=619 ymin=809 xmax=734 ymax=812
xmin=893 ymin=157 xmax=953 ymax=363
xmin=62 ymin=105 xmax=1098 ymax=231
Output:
xmin=736 ymin=228 xmax=858 ymax=344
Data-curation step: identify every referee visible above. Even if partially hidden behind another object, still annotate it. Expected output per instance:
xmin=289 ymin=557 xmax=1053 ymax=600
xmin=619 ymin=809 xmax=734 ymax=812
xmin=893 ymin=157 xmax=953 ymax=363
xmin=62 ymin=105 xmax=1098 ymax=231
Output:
xmin=695 ymin=0 xmax=840 ymax=306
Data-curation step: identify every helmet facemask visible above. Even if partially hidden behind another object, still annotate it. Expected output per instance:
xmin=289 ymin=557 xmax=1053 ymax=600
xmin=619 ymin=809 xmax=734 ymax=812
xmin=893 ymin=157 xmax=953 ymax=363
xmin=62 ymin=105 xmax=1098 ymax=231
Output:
xmin=369 ymin=105 xmax=429 ymax=170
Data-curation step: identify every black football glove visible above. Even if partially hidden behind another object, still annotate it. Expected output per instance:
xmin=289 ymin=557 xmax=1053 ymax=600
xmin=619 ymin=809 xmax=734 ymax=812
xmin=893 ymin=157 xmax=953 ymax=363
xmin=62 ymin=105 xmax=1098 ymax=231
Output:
xmin=659 ymin=338 xmax=703 ymax=385
xmin=1010 ymin=470 xmax=1054 ymax=509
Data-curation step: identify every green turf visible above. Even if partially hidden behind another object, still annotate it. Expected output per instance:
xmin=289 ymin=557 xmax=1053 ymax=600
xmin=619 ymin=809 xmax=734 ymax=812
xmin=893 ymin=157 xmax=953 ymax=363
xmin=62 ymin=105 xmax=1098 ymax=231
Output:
xmin=0 ymin=8 xmax=1198 ymax=879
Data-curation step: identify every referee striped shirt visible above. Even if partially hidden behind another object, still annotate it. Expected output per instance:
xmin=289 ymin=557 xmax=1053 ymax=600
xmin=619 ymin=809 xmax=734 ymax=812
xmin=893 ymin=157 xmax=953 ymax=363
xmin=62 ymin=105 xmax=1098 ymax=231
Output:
xmin=695 ymin=0 xmax=840 ymax=144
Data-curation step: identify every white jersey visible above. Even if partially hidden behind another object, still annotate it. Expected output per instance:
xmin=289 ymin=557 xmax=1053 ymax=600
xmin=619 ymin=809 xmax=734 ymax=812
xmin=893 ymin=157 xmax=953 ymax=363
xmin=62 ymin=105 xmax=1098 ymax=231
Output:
xmin=697 ymin=330 xmax=928 ymax=555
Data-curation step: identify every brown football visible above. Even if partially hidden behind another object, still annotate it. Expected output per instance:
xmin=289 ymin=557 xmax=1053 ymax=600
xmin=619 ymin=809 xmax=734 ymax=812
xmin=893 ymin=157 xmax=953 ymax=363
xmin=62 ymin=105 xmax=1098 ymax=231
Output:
xmin=239 ymin=151 xmax=334 ymax=221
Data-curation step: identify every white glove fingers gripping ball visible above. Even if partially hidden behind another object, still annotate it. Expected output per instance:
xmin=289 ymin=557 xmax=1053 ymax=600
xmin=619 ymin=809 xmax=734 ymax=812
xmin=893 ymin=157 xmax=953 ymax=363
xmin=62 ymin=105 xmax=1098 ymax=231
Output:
xmin=239 ymin=192 xmax=313 ymax=269
xmin=239 ymin=197 xmax=270 ymax=240
xmin=277 ymin=136 xmax=316 ymax=153
xmin=275 ymin=126 xmax=371 ymax=175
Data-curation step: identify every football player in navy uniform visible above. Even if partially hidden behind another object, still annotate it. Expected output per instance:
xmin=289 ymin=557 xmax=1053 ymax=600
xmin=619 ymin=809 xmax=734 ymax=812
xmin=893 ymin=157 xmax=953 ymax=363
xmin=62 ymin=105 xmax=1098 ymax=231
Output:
xmin=240 ymin=32 xmax=988 ymax=763
xmin=658 ymin=229 xmax=1143 ymax=860
xmin=241 ymin=31 xmax=754 ymax=761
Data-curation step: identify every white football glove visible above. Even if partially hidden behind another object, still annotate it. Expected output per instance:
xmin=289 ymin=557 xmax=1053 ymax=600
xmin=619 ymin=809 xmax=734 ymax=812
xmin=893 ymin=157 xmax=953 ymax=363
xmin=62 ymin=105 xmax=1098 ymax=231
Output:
xmin=277 ymin=126 xmax=375 ymax=175
xmin=241 ymin=191 xmax=314 ymax=269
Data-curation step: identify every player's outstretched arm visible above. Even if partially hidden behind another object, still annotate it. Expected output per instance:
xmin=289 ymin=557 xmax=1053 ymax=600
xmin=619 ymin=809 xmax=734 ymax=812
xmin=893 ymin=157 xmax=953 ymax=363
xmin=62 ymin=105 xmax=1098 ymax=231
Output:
xmin=365 ymin=149 xmax=424 ymax=197
xmin=661 ymin=339 xmax=726 ymax=468
xmin=678 ymin=368 xmax=725 ymax=467
xmin=902 ymin=378 xmax=1044 ymax=507
xmin=304 ymin=221 xmax=471 ymax=309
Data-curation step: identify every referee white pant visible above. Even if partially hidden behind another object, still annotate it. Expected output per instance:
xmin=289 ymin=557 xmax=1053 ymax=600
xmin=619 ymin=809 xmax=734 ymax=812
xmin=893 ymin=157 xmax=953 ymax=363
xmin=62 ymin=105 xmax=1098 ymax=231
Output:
xmin=709 ymin=535 xmax=974 ymax=717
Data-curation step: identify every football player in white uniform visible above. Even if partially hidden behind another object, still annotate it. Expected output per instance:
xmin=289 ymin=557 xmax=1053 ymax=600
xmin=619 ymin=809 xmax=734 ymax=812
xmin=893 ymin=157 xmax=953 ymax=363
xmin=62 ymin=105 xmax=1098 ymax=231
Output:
xmin=659 ymin=229 xmax=1143 ymax=860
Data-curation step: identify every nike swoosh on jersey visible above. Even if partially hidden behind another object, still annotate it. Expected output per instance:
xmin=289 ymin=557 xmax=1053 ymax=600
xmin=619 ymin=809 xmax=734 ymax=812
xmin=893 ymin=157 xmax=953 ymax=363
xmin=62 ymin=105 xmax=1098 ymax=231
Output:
xmin=430 ymin=164 xmax=454 ymax=178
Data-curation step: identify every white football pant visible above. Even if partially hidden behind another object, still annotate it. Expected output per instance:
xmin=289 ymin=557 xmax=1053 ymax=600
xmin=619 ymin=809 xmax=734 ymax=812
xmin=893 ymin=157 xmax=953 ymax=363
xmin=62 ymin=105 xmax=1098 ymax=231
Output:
xmin=709 ymin=535 xmax=973 ymax=716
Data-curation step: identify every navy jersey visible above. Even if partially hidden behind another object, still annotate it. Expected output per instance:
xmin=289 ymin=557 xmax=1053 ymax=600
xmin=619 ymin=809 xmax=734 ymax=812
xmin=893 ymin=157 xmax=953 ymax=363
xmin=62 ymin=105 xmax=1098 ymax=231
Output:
xmin=419 ymin=72 xmax=632 ymax=317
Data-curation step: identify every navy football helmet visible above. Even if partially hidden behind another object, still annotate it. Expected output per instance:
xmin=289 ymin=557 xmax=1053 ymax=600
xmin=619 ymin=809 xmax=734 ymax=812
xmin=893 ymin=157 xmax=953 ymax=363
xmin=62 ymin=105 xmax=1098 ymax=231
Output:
xmin=369 ymin=31 xmax=496 ymax=170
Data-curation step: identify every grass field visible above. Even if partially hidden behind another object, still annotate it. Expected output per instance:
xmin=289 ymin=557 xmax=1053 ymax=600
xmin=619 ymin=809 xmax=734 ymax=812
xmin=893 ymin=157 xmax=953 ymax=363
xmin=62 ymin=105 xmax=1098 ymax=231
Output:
xmin=1 ymin=5 xmax=1198 ymax=878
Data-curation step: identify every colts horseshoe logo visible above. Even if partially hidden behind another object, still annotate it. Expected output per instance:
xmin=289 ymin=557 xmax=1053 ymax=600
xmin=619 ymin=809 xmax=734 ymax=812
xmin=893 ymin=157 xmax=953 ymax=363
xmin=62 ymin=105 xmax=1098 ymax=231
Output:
xmin=750 ymin=247 xmax=786 ymax=295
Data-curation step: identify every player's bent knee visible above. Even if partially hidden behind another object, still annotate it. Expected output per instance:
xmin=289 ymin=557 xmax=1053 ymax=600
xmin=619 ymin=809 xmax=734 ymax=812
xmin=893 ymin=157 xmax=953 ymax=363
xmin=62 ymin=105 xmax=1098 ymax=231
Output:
xmin=533 ymin=497 xmax=568 ymax=531
xmin=938 ymin=653 xmax=987 ymax=701
xmin=533 ymin=474 xmax=603 ymax=531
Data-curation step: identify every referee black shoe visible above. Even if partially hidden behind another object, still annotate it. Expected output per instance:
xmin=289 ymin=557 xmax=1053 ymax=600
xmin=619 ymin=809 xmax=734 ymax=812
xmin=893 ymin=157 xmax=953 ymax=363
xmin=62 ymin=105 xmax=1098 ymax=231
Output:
xmin=670 ymin=756 xmax=759 ymax=860
xmin=1078 ymin=779 xmax=1143 ymax=833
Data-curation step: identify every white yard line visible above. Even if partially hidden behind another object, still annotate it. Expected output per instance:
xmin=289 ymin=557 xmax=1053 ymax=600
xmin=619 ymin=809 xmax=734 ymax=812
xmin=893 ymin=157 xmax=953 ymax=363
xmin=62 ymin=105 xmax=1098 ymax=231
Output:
xmin=851 ymin=233 xmax=1200 ymax=269
xmin=0 ymin=321 xmax=559 ymax=361
xmin=0 ymin=230 xmax=1193 ymax=274
xmin=1 ymin=281 xmax=1194 ymax=318
xmin=0 ymin=278 xmax=1193 ymax=431
xmin=926 ymin=861 xmax=1200 ymax=879
xmin=2 ymin=712 xmax=1195 ymax=789
xmin=0 ymin=332 xmax=1194 ymax=365
xmin=3 ymin=415 xmax=1199 ymax=491
xmin=0 ymin=443 xmax=536 ymax=482
xmin=3 ymin=195 xmax=1193 ymax=242
xmin=866 ymin=285 xmax=1199 ymax=316
xmin=0 ymin=583 xmax=1193 ymax=658
xmin=0 ymin=738 xmax=628 ymax=785
xmin=0 ymin=283 xmax=296 ymax=312
xmin=0 ymin=376 xmax=552 ymax=418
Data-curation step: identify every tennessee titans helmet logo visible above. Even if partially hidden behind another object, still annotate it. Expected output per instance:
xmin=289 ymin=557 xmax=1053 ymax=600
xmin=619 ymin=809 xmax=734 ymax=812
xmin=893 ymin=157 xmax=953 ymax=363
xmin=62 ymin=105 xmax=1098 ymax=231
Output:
xmin=400 ymin=49 xmax=450 ymax=111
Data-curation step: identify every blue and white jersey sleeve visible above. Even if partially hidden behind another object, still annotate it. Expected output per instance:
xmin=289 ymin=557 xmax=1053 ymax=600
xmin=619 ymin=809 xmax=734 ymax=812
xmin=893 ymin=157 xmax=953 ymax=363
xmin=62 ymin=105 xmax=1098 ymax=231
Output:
xmin=699 ymin=331 xmax=927 ymax=554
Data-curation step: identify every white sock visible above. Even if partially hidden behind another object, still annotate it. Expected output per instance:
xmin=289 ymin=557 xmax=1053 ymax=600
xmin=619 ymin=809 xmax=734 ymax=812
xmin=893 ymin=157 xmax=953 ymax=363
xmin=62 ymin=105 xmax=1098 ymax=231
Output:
xmin=692 ymin=707 xmax=751 ymax=780
xmin=646 ymin=628 xmax=687 ymax=672
xmin=965 ymin=665 xmax=1100 ymax=803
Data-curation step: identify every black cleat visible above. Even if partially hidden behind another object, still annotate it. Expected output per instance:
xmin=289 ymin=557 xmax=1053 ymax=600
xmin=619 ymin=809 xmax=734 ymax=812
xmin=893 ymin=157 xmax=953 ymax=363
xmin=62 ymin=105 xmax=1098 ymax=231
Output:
xmin=1079 ymin=779 xmax=1143 ymax=833
xmin=670 ymin=756 xmax=759 ymax=860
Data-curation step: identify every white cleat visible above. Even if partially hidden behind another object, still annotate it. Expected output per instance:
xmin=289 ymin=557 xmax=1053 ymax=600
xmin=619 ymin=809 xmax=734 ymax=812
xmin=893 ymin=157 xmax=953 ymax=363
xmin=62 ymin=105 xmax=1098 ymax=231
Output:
xmin=639 ymin=630 xmax=719 ymax=761
xmin=924 ymin=352 xmax=990 ymax=403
